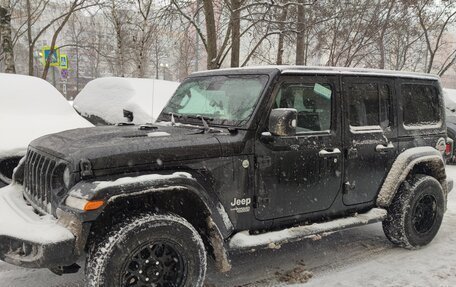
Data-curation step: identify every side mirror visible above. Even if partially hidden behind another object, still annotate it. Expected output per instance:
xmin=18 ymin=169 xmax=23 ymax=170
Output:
xmin=123 ymin=109 xmax=134 ymax=122
xmin=268 ymin=108 xmax=297 ymax=136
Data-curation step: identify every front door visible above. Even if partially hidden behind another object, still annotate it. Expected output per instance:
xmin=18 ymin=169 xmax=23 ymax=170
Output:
xmin=254 ymin=75 xmax=342 ymax=221
xmin=342 ymin=77 xmax=398 ymax=205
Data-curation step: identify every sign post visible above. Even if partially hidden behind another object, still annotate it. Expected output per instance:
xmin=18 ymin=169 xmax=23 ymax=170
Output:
xmin=60 ymin=66 xmax=69 ymax=98
xmin=40 ymin=46 xmax=70 ymax=98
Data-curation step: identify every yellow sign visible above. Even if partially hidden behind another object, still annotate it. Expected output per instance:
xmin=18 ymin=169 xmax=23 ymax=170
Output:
xmin=40 ymin=46 xmax=60 ymax=67
xmin=59 ymin=54 xmax=68 ymax=69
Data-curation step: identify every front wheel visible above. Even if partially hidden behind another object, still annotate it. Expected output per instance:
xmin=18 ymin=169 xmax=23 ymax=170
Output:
xmin=382 ymin=174 xmax=445 ymax=249
xmin=86 ymin=213 xmax=207 ymax=287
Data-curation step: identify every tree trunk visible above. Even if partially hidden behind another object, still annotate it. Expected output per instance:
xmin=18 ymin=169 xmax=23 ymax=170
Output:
xmin=76 ymin=41 xmax=80 ymax=92
xmin=230 ymin=0 xmax=241 ymax=67
xmin=0 ymin=5 xmax=16 ymax=73
xmin=26 ymin=0 xmax=34 ymax=75
xmin=203 ymin=0 xmax=218 ymax=69
xmin=378 ymin=0 xmax=395 ymax=69
xmin=115 ymin=23 xmax=125 ymax=76
xmin=295 ymin=0 xmax=305 ymax=65
xmin=276 ymin=4 xmax=288 ymax=65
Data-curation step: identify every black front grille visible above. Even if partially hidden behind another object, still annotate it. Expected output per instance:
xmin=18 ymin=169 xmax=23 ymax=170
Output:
xmin=23 ymin=149 xmax=57 ymax=213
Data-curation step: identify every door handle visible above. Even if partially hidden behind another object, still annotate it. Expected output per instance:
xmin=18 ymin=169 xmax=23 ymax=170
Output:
xmin=376 ymin=142 xmax=395 ymax=153
xmin=319 ymin=148 xmax=341 ymax=158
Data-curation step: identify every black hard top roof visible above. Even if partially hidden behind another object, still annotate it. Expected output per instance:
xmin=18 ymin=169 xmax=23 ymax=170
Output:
xmin=191 ymin=65 xmax=440 ymax=81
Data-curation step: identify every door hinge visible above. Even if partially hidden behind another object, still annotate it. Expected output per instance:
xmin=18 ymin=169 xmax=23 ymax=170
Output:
xmin=346 ymin=148 xmax=358 ymax=159
xmin=253 ymin=196 xmax=270 ymax=208
xmin=255 ymin=156 xmax=272 ymax=169
xmin=343 ymin=181 xmax=356 ymax=194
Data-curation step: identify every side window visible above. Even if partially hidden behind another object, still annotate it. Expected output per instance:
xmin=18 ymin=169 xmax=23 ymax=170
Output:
xmin=402 ymin=84 xmax=440 ymax=126
xmin=348 ymin=82 xmax=390 ymax=128
xmin=274 ymin=82 xmax=332 ymax=132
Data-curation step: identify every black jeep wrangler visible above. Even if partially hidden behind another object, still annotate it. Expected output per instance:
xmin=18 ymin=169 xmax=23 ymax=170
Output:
xmin=0 ymin=66 xmax=453 ymax=286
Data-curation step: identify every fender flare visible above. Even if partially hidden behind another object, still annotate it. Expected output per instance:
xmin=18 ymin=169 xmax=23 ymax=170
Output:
xmin=68 ymin=171 xmax=234 ymax=272
xmin=376 ymin=147 xmax=447 ymax=207
xmin=68 ymin=171 xmax=234 ymax=238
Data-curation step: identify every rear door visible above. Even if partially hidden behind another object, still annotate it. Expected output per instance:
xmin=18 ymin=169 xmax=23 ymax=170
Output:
xmin=342 ymin=76 xmax=398 ymax=205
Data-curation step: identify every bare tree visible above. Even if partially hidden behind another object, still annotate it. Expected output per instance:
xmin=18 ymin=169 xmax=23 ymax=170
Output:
xmin=230 ymin=0 xmax=242 ymax=67
xmin=0 ymin=0 xmax=15 ymax=73
xmin=275 ymin=1 xmax=289 ymax=65
xmin=413 ymin=0 xmax=456 ymax=74
xmin=295 ymin=0 xmax=305 ymax=65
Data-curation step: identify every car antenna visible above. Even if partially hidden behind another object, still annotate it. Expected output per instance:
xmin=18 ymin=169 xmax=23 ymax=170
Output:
xmin=151 ymin=78 xmax=155 ymax=123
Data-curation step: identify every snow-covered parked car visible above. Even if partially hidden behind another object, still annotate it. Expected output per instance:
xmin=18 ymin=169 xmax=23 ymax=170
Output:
xmin=444 ymin=88 xmax=456 ymax=162
xmin=73 ymin=77 xmax=180 ymax=125
xmin=0 ymin=73 xmax=92 ymax=187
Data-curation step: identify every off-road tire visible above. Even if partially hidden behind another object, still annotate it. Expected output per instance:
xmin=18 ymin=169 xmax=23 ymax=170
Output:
xmin=85 ymin=213 xmax=207 ymax=287
xmin=382 ymin=174 xmax=445 ymax=249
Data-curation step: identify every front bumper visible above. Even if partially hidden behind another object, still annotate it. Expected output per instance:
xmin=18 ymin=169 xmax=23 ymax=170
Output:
xmin=0 ymin=184 xmax=76 ymax=268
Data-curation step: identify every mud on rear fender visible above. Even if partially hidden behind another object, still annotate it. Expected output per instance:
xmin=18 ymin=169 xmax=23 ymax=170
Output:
xmin=376 ymin=147 xmax=448 ymax=207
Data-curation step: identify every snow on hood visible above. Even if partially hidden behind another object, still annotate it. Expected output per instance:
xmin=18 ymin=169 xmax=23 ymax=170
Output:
xmin=0 ymin=73 xmax=92 ymax=158
xmin=73 ymin=77 xmax=180 ymax=125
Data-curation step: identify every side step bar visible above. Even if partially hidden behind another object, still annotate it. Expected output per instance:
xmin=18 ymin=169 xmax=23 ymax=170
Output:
xmin=228 ymin=208 xmax=387 ymax=251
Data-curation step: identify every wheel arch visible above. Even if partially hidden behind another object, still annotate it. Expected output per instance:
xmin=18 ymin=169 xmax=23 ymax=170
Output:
xmin=377 ymin=146 xmax=448 ymax=208
xmin=81 ymin=174 xmax=233 ymax=272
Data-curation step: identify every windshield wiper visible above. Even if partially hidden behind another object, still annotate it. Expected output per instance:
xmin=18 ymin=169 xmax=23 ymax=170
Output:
xmin=198 ymin=115 xmax=211 ymax=130
xmin=168 ymin=112 xmax=177 ymax=126
xmin=184 ymin=115 xmax=220 ymax=133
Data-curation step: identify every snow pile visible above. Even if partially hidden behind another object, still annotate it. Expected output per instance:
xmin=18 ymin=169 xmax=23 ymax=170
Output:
xmin=0 ymin=73 xmax=92 ymax=158
xmin=0 ymin=184 xmax=74 ymax=244
xmin=73 ymin=77 xmax=180 ymax=125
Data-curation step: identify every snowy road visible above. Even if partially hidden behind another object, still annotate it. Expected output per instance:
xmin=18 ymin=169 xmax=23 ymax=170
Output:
xmin=2 ymin=166 xmax=456 ymax=287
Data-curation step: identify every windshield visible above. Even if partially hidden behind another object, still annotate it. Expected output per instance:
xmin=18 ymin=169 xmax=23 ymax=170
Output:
xmin=161 ymin=75 xmax=269 ymax=126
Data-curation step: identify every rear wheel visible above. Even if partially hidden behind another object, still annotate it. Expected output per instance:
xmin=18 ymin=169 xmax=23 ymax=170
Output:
xmin=382 ymin=174 xmax=445 ymax=249
xmin=86 ymin=213 xmax=207 ymax=287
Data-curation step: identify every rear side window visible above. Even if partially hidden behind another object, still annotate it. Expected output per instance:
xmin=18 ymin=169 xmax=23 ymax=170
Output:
xmin=402 ymin=84 xmax=440 ymax=126
xmin=348 ymin=83 xmax=390 ymax=128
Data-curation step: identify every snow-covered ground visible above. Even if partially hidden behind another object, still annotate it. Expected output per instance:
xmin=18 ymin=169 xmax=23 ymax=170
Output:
xmin=2 ymin=166 xmax=456 ymax=286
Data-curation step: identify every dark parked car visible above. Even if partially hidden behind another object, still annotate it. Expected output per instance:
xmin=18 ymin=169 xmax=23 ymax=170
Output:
xmin=0 ymin=66 xmax=453 ymax=286
xmin=444 ymin=88 xmax=456 ymax=162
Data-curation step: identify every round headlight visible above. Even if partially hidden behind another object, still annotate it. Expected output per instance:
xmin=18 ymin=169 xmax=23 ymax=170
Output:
xmin=63 ymin=166 xmax=71 ymax=189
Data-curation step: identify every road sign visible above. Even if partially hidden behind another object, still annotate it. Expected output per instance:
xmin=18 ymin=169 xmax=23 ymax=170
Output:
xmin=41 ymin=46 xmax=60 ymax=67
xmin=61 ymin=69 xmax=68 ymax=79
xmin=60 ymin=54 xmax=68 ymax=69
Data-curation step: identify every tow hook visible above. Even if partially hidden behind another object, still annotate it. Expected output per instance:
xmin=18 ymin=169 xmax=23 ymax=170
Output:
xmin=49 ymin=263 xmax=80 ymax=276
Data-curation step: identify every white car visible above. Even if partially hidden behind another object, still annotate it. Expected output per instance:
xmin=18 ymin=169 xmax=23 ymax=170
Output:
xmin=73 ymin=77 xmax=180 ymax=125
xmin=0 ymin=73 xmax=92 ymax=187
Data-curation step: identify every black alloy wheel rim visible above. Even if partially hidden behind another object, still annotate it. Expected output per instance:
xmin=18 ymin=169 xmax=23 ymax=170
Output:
xmin=412 ymin=194 xmax=438 ymax=234
xmin=121 ymin=240 xmax=187 ymax=287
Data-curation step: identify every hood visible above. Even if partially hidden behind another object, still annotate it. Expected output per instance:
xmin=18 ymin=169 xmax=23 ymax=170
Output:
xmin=29 ymin=124 xmax=223 ymax=171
